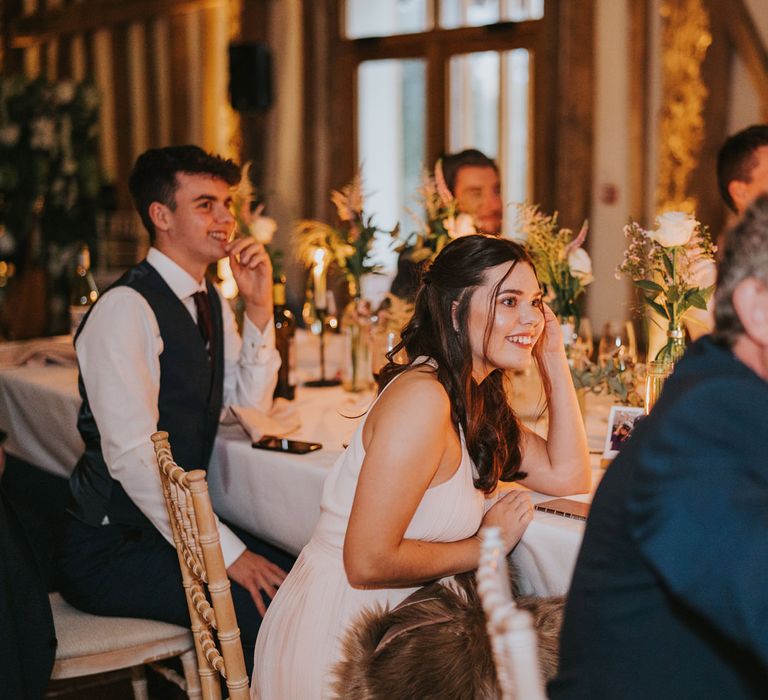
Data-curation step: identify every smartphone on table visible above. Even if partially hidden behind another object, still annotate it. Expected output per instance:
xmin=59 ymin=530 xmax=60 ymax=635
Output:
xmin=252 ymin=435 xmax=322 ymax=455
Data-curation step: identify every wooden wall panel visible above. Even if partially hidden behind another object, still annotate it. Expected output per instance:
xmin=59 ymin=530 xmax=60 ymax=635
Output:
xmin=44 ymin=37 xmax=57 ymax=77
xmin=628 ymin=0 xmax=649 ymax=222
xmin=150 ymin=17 xmax=172 ymax=148
xmin=23 ymin=41 xmax=40 ymax=75
xmin=127 ymin=21 xmax=149 ymax=160
xmin=695 ymin=0 xmax=731 ymax=237
xmin=185 ymin=10 xmax=202 ymax=147
xmin=82 ymin=28 xmax=93 ymax=75
xmin=554 ymin=0 xmax=595 ymax=229
xmin=111 ymin=23 xmax=134 ymax=204
xmin=200 ymin=5 xmax=222 ymax=154
xmin=92 ymin=28 xmax=117 ymax=182
xmin=168 ymin=11 xmax=191 ymax=145
xmin=141 ymin=20 xmax=159 ymax=148
xmin=56 ymin=33 xmax=70 ymax=77
xmin=70 ymin=32 xmax=85 ymax=79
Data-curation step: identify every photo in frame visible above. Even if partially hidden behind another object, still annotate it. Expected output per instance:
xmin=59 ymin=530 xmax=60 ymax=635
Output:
xmin=603 ymin=405 xmax=646 ymax=461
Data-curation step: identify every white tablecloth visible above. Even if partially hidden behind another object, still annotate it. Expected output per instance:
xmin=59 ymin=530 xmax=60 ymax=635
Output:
xmin=0 ymin=332 xmax=609 ymax=596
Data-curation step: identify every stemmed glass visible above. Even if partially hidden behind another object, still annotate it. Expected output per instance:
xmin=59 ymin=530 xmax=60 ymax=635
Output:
xmin=570 ymin=318 xmax=594 ymax=367
xmin=597 ymin=321 xmax=633 ymax=370
xmin=370 ymin=328 xmax=398 ymax=384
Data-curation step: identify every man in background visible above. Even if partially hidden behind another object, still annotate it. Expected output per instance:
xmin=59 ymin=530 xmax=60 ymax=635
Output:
xmin=718 ymin=124 xmax=768 ymax=216
xmin=441 ymin=148 xmax=504 ymax=236
xmin=550 ymin=194 xmax=768 ymax=698
xmin=391 ymin=148 xmax=503 ymax=298
xmin=56 ymin=145 xmax=292 ymax=674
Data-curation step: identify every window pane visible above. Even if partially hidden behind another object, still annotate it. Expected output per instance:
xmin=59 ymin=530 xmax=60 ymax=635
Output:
xmin=358 ymin=59 xmax=426 ymax=268
xmin=346 ymin=0 xmax=430 ymax=39
xmin=501 ymin=49 xmax=531 ymax=211
xmin=440 ymin=0 xmax=543 ymax=28
xmin=502 ymin=0 xmax=544 ymax=21
xmin=449 ymin=49 xmax=531 ymax=237
xmin=449 ymin=51 xmax=500 ymax=160
xmin=441 ymin=0 xmax=499 ymax=29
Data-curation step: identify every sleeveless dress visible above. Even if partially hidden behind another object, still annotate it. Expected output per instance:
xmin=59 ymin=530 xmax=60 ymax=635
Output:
xmin=252 ymin=367 xmax=486 ymax=699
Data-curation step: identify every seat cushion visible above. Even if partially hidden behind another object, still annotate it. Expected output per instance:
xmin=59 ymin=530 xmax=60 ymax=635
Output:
xmin=50 ymin=593 xmax=191 ymax=660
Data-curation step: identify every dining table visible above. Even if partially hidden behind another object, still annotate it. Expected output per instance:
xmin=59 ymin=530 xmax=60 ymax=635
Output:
xmin=0 ymin=330 xmax=611 ymax=597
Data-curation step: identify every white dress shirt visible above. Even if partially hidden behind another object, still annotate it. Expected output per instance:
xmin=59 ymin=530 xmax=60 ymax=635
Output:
xmin=76 ymin=247 xmax=280 ymax=566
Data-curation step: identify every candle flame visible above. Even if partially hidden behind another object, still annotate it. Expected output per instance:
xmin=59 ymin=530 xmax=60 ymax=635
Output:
xmin=313 ymin=247 xmax=327 ymax=271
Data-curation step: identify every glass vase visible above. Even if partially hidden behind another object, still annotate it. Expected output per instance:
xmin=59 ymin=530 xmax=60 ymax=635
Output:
xmin=644 ymin=359 xmax=673 ymax=413
xmin=666 ymin=326 xmax=686 ymax=363
xmin=655 ymin=324 xmax=686 ymax=364
xmin=341 ymin=296 xmax=373 ymax=393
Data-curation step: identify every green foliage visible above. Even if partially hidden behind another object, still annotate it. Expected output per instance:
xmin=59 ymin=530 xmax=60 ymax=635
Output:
xmin=0 ymin=76 xmax=103 ymax=261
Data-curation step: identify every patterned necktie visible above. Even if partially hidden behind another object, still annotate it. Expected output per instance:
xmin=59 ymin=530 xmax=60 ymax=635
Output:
xmin=192 ymin=291 xmax=213 ymax=363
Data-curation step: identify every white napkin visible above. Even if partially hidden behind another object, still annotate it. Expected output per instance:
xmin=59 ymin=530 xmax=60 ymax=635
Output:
xmin=220 ymin=399 xmax=302 ymax=442
xmin=0 ymin=340 xmax=78 ymax=368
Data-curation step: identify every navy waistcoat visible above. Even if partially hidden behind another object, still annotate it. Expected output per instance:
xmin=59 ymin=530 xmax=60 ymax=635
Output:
xmin=68 ymin=260 xmax=224 ymax=527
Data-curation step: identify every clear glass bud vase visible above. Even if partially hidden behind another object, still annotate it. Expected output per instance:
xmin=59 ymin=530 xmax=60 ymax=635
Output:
xmin=655 ymin=324 xmax=686 ymax=364
xmin=341 ymin=295 xmax=373 ymax=393
xmin=666 ymin=326 xmax=686 ymax=363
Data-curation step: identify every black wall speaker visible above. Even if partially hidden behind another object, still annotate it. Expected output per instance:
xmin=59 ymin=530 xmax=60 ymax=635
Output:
xmin=229 ymin=43 xmax=273 ymax=112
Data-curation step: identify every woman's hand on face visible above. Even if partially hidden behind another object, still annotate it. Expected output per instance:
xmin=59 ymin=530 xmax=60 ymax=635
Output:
xmin=540 ymin=303 xmax=566 ymax=355
xmin=481 ymin=490 xmax=533 ymax=552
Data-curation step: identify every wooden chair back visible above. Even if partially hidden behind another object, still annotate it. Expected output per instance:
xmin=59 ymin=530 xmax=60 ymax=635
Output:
xmin=477 ymin=527 xmax=547 ymax=700
xmin=152 ymin=431 xmax=249 ymax=700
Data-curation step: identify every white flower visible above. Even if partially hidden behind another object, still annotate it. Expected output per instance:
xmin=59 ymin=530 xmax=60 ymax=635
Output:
xmin=54 ymin=81 xmax=75 ymax=105
xmin=61 ymin=158 xmax=78 ymax=176
xmin=567 ymin=247 xmax=593 ymax=284
xmin=359 ymin=272 xmax=390 ymax=309
xmin=0 ymin=226 xmax=15 ymax=255
xmin=82 ymin=86 xmax=100 ymax=112
xmin=0 ymin=124 xmax=20 ymax=147
xmin=651 ymin=211 xmax=697 ymax=247
xmin=30 ymin=117 xmax=57 ymax=151
xmin=444 ymin=213 xmax=476 ymax=239
xmin=248 ymin=215 xmax=277 ymax=244
xmin=689 ymin=256 xmax=716 ymax=288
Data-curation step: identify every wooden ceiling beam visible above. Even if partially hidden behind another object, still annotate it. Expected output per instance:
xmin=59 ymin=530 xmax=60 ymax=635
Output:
xmin=10 ymin=0 xmax=225 ymax=46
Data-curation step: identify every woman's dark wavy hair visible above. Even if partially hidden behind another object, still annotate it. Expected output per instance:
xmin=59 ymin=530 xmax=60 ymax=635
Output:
xmin=379 ymin=235 xmax=551 ymax=494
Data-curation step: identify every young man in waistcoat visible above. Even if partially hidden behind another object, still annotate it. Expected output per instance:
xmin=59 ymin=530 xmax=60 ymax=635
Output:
xmin=56 ymin=145 xmax=293 ymax=674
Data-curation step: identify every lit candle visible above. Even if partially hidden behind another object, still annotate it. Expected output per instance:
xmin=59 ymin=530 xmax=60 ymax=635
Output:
xmin=313 ymin=248 xmax=327 ymax=310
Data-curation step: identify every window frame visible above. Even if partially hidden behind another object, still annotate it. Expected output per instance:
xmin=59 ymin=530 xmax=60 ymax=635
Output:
xmin=303 ymin=0 xmax=590 ymax=231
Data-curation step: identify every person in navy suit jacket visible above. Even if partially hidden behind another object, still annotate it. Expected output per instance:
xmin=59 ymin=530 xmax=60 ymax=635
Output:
xmin=550 ymin=194 xmax=768 ymax=699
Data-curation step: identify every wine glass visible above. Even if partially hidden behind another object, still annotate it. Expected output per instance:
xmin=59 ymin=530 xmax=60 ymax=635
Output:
xmin=370 ymin=328 xmax=398 ymax=383
xmin=598 ymin=321 xmax=631 ymax=370
xmin=570 ymin=317 xmax=594 ymax=367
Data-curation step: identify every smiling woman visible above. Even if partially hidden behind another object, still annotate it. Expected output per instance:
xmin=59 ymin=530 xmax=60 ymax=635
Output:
xmin=467 ymin=258 xmax=545 ymax=378
xmin=252 ymin=234 xmax=590 ymax=699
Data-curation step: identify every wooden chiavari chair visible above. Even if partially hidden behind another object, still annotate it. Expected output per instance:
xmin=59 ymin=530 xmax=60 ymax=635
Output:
xmin=152 ymin=431 xmax=249 ymax=700
xmin=477 ymin=527 xmax=547 ymax=700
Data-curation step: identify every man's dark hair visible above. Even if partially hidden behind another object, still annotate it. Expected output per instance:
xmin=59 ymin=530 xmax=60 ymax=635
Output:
xmin=713 ymin=194 xmax=768 ymax=348
xmin=128 ymin=145 xmax=241 ymax=242
xmin=716 ymin=125 xmax=768 ymax=212
xmin=440 ymin=149 xmax=499 ymax=194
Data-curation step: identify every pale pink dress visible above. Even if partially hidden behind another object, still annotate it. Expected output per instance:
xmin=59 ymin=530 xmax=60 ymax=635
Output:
xmin=251 ymin=370 xmax=485 ymax=699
